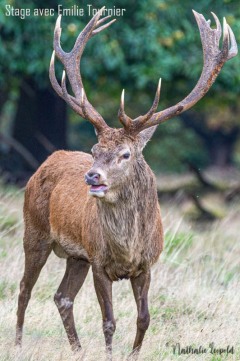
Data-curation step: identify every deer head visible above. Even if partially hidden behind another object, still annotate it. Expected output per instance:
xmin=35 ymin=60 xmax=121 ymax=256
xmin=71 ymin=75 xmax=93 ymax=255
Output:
xmin=49 ymin=7 xmax=237 ymax=201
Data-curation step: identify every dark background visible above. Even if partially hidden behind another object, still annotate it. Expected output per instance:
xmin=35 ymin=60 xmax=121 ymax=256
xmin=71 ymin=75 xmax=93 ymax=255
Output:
xmin=0 ymin=0 xmax=240 ymax=184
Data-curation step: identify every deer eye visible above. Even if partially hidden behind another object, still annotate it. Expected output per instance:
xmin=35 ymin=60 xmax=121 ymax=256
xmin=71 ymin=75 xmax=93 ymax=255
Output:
xmin=122 ymin=152 xmax=130 ymax=159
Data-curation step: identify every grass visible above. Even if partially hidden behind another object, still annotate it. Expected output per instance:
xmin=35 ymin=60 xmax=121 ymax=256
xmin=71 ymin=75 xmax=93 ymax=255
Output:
xmin=0 ymin=184 xmax=239 ymax=360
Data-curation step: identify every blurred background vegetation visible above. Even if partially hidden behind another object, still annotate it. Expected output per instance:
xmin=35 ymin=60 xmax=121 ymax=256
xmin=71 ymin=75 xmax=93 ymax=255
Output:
xmin=0 ymin=0 xmax=240 ymax=183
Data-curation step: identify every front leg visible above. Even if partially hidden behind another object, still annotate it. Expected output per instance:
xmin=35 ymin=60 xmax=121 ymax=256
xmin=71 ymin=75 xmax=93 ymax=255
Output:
xmin=92 ymin=263 xmax=116 ymax=359
xmin=130 ymin=270 xmax=151 ymax=358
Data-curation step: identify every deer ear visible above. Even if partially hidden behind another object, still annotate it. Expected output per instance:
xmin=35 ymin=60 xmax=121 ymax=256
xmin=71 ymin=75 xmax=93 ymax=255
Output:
xmin=138 ymin=125 xmax=157 ymax=150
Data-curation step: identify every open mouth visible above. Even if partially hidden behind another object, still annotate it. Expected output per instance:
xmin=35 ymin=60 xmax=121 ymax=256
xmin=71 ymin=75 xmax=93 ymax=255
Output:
xmin=89 ymin=184 xmax=108 ymax=195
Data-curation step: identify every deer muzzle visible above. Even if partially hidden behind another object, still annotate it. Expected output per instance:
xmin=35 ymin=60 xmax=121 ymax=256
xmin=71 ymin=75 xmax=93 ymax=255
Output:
xmin=85 ymin=171 xmax=108 ymax=197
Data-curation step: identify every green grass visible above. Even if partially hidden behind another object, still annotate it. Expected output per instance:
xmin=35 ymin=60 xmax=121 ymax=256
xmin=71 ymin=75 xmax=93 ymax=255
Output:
xmin=164 ymin=230 xmax=194 ymax=258
xmin=0 ymin=184 xmax=240 ymax=360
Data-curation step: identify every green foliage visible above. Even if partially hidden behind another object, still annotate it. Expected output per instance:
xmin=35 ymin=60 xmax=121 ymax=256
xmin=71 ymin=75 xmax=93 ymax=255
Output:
xmin=1 ymin=0 xmax=240 ymax=171
xmin=1 ymin=0 xmax=240 ymax=96
xmin=144 ymin=118 xmax=209 ymax=172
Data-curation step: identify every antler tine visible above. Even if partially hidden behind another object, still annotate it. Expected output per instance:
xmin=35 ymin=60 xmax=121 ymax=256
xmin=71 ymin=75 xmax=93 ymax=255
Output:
xmin=50 ymin=51 xmax=83 ymax=109
xmin=50 ymin=8 xmax=116 ymax=133
xmin=96 ymin=15 xmax=112 ymax=26
xmin=92 ymin=19 xmax=117 ymax=36
xmin=223 ymin=17 xmax=230 ymax=57
xmin=61 ymin=70 xmax=84 ymax=116
xmin=72 ymin=7 xmax=106 ymax=59
xmin=59 ymin=7 xmax=105 ymax=99
xmin=222 ymin=17 xmax=238 ymax=60
xmin=49 ymin=51 xmax=63 ymax=98
xmin=53 ymin=15 xmax=66 ymax=62
xmin=125 ymin=11 xmax=238 ymax=135
xmin=133 ymin=79 xmax=162 ymax=127
xmin=118 ymin=90 xmax=132 ymax=129
xmin=211 ymin=12 xmax=222 ymax=45
xmin=227 ymin=23 xmax=238 ymax=59
xmin=118 ymin=79 xmax=161 ymax=131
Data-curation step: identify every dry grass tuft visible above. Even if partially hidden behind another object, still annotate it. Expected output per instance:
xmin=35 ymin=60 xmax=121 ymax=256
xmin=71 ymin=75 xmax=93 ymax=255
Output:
xmin=0 ymin=184 xmax=239 ymax=360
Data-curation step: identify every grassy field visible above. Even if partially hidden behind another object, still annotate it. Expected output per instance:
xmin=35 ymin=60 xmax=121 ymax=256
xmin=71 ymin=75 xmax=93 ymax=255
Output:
xmin=0 ymin=183 xmax=239 ymax=361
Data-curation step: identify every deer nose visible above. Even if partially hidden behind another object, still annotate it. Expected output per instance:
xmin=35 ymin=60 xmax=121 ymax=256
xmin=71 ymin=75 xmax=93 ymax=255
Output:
xmin=85 ymin=171 xmax=100 ymax=185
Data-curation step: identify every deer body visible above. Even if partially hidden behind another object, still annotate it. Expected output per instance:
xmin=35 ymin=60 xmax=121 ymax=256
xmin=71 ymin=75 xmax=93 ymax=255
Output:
xmin=25 ymin=143 xmax=163 ymax=280
xmin=16 ymin=7 xmax=237 ymax=359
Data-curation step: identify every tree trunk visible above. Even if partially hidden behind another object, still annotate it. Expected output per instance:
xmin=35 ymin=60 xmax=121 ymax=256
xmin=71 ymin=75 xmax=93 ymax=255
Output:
xmin=181 ymin=112 xmax=239 ymax=168
xmin=205 ymin=130 xmax=239 ymax=167
xmin=12 ymin=78 xmax=67 ymax=170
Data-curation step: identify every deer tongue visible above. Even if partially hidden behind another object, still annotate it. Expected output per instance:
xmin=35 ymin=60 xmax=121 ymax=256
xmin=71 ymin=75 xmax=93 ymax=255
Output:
xmin=90 ymin=185 xmax=108 ymax=193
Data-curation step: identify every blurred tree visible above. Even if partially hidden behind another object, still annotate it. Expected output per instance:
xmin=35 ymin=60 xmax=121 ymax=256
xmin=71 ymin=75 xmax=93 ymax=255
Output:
xmin=113 ymin=0 xmax=240 ymax=168
xmin=0 ymin=0 xmax=240 ymax=179
xmin=0 ymin=0 xmax=66 ymax=175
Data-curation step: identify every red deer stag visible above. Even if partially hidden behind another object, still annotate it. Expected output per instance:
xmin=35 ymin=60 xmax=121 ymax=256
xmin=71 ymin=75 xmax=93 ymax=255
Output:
xmin=16 ymin=7 xmax=237 ymax=359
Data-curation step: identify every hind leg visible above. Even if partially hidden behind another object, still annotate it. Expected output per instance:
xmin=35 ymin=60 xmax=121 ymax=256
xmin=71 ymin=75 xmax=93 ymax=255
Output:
xmin=129 ymin=270 xmax=151 ymax=359
xmin=92 ymin=263 xmax=115 ymax=360
xmin=15 ymin=237 xmax=52 ymax=345
xmin=54 ymin=257 xmax=90 ymax=351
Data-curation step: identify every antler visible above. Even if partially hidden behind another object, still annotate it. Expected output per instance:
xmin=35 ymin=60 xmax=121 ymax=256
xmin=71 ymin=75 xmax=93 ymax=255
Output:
xmin=120 ymin=11 xmax=238 ymax=135
xmin=49 ymin=7 xmax=116 ymax=134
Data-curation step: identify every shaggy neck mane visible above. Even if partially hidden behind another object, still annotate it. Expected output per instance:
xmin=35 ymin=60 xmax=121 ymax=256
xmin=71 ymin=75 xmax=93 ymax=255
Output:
xmin=101 ymin=157 xmax=157 ymax=205
xmin=96 ymin=157 xmax=159 ymax=245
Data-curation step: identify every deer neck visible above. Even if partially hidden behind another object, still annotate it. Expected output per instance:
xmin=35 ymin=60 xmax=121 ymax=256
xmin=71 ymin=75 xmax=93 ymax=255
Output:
xmin=96 ymin=158 xmax=158 ymax=245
